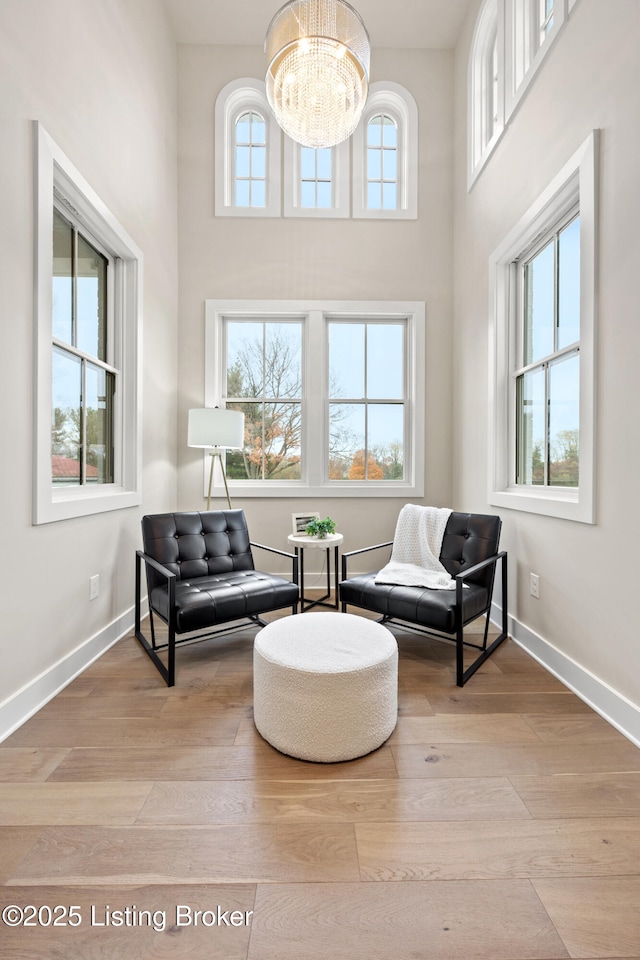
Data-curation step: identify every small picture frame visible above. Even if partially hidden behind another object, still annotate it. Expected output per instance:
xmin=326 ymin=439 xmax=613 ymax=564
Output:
xmin=291 ymin=512 xmax=320 ymax=535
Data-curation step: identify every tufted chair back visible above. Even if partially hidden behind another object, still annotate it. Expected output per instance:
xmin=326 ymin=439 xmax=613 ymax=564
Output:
xmin=439 ymin=512 xmax=502 ymax=590
xmin=141 ymin=510 xmax=254 ymax=593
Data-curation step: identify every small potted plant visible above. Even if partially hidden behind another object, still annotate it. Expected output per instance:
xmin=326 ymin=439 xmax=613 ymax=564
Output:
xmin=305 ymin=516 xmax=336 ymax=539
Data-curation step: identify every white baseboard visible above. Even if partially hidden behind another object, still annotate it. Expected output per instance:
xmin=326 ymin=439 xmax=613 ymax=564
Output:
xmin=492 ymin=602 xmax=640 ymax=749
xmin=0 ymin=600 xmax=147 ymax=744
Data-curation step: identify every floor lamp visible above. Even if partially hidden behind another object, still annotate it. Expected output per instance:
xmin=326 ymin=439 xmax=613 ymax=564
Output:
xmin=188 ymin=407 xmax=245 ymax=509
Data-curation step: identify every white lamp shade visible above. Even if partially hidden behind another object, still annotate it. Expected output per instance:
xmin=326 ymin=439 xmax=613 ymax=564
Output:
xmin=188 ymin=408 xmax=245 ymax=449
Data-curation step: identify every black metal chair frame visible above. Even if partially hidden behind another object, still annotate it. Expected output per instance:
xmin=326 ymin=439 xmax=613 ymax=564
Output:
xmin=341 ymin=542 xmax=508 ymax=686
xmin=135 ymin=541 xmax=298 ymax=687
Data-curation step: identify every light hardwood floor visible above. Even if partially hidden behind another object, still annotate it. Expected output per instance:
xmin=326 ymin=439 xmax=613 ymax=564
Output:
xmin=1 ymin=600 xmax=640 ymax=959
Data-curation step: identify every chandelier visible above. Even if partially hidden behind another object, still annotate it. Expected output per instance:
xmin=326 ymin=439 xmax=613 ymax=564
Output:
xmin=265 ymin=0 xmax=371 ymax=149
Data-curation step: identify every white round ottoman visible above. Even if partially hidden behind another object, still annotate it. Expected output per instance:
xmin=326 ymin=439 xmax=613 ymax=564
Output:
xmin=253 ymin=612 xmax=398 ymax=762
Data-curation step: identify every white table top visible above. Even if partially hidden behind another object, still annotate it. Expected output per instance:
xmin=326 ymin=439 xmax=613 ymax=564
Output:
xmin=288 ymin=532 xmax=343 ymax=549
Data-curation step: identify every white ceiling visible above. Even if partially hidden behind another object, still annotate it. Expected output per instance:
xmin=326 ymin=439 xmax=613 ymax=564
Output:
xmin=161 ymin=0 xmax=474 ymax=50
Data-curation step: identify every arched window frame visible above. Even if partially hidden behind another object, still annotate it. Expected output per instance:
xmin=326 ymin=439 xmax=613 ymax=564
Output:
xmin=468 ymin=0 xmax=504 ymax=187
xmin=215 ymin=78 xmax=281 ymax=218
xmin=352 ymin=82 xmax=418 ymax=220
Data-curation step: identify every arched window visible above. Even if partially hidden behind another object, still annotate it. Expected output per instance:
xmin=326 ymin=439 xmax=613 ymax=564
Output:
xmin=469 ymin=0 xmax=503 ymax=184
xmin=352 ymin=82 xmax=418 ymax=220
xmin=283 ymin=138 xmax=350 ymax=218
xmin=215 ymin=79 xmax=281 ymax=217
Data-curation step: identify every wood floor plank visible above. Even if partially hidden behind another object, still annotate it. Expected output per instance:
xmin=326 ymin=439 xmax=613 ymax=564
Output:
xmin=511 ymin=772 xmax=640 ymax=818
xmin=0 ymin=782 xmax=153 ymax=825
xmin=533 ymin=876 xmax=640 ymax=958
xmin=387 ymin=713 xmax=541 ymax=744
xmin=0 ymin=748 xmax=70 ymax=782
xmin=0 ymin=827 xmax=43 ymax=884
xmin=427 ymin=691 xmax=595 ymax=714
xmin=48 ymin=743 xmax=399 ymax=782
xmin=0 ymin=884 xmax=255 ymax=959
xmin=391 ymin=739 xmax=640 ymax=779
xmin=522 ymin=714 xmax=630 ymax=742
xmin=136 ymin=776 xmax=530 ymax=825
xmin=8 ymin=824 xmax=360 ymax=885
xmin=248 ymin=880 xmax=569 ymax=960
xmin=33 ymin=696 xmax=166 ymax=720
xmin=3 ymin=716 xmax=241 ymax=748
xmin=355 ymin=817 xmax=640 ymax=881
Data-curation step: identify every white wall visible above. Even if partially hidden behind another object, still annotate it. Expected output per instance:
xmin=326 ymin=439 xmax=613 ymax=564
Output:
xmin=176 ymin=44 xmax=455 ymax=569
xmin=453 ymin=0 xmax=640 ymax=709
xmin=0 ymin=0 xmax=179 ymax=733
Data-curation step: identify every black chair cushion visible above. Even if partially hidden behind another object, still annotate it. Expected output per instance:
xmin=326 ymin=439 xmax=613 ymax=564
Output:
xmin=339 ymin=572 xmax=489 ymax=634
xmin=150 ymin=569 xmax=299 ymax=634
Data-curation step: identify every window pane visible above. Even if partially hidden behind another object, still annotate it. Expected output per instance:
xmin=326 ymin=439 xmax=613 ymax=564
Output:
xmin=368 ymin=404 xmax=404 ymax=479
xmin=382 ymin=117 xmax=397 ymax=147
xmin=328 ymin=403 xmax=365 ymax=479
xmin=252 ymin=116 xmax=266 ymax=145
xmin=52 ymin=210 xmax=73 ymax=346
xmin=85 ymin=363 xmax=114 ymax=483
xmin=301 ymin=147 xmax=316 ymax=180
xmin=383 ymin=149 xmax=397 ymax=181
xmin=227 ymin=321 xmax=264 ymax=397
xmin=252 ymin=180 xmax=266 ymax=207
xmin=235 ymin=180 xmax=250 ymax=207
xmin=548 ymin=352 xmax=579 ymax=486
xmin=264 ymin=322 xmax=302 ymax=398
xmin=516 ymin=367 xmax=545 ymax=485
xmin=52 ymin=346 xmax=82 ymax=485
xmin=262 ymin=402 xmax=302 ymax=479
xmin=367 ymin=182 xmax=381 ymax=209
xmin=558 ymin=215 xmax=580 ymax=349
xmin=236 ymin=114 xmax=251 ymax=144
xmin=367 ymin=117 xmax=382 ymax=146
xmin=329 ymin=323 xmax=365 ymax=398
xmin=317 ymin=148 xmax=332 ymax=180
xmin=236 ymin=146 xmax=250 ymax=178
xmin=524 ymin=239 xmax=555 ymax=364
xmin=317 ymin=182 xmax=332 ymax=208
xmin=367 ymin=148 xmax=381 ymax=180
xmin=383 ymin=182 xmax=397 ymax=210
xmin=76 ymin=234 xmax=107 ymax=361
xmin=252 ymin=146 xmax=266 ymax=178
xmin=301 ymin=181 xmax=316 ymax=208
xmin=225 ymin=401 xmax=258 ymax=478
xmin=367 ymin=324 xmax=403 ymax=398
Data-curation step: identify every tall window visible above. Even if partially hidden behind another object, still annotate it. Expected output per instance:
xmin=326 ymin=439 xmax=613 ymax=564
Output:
xmin=52 ymin=209 xmax=115 ymax=487
xmin=328 ymin=321 xmax=405 ymax=480
xmin=489 ymin=131 xmax=597 ymax=523
xmin=469 ymin=0 xmax=503 ymax=181
xmin=204 ymin=300 xmax=425 ymax=498
xmin=35 ymin=123 xmax=142 ymax=524
xmin=515 ymin=213 xmax=580 ymax=487
xmin=215 ymin=79 xmax=281 ymax=217
xmin=234 ymin=112 xmax=266 ymax=208
xmin=366 ymin=115 xmax=398 ymax=211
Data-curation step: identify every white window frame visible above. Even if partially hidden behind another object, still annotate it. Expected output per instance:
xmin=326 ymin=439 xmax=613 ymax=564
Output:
xmin=34 ymin=122 xmax=142 ymax=524
xmin=352 ymin=82 xmax=418 ymax=220
xmin=284 ymin=137 xmax=350 ymax=218
xmin=204 ymin=299 xmax=425 ymax=499
xmin=215 ymin=78 xmax=282 ymax=218
xmin=469 ymin=0 xmax=582 ymax=188
xmin=488 ymin=130 xmax=598 ymax=523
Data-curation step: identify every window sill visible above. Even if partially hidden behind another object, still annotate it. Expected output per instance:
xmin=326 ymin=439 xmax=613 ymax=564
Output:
xmin=205 ymin=481 xmax=425 ymax=500
xmin=35 ymin=486 xmax=141 ymax=525
xmin=489 ymin=486 xmax=594 ymax=524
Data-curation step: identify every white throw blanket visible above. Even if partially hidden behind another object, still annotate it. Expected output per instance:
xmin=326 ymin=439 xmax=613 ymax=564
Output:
xmin=374 ymin=504 xmax=456 ymax=590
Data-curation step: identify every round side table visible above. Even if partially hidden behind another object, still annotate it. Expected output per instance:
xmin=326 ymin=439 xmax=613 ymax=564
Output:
xmin=287 ymin=532 xmax=344 ymax=611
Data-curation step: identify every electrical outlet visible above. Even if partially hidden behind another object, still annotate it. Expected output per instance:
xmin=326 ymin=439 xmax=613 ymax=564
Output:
xmin=530 ymin=573 xmax=540 ymax=599
xmin=89 ymin=574 xmax=100 ymax=601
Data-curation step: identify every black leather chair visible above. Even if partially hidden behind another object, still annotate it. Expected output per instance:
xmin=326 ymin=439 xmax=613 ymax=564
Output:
xmin=135 ymin=509 xmax=299 ymax=686
xmin=339 ymin=512 xmax=508 ymax=686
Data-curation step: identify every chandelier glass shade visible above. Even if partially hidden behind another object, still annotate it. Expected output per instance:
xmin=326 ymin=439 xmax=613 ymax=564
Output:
xmin=265 ymin=0 xmax=370 ymax=149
